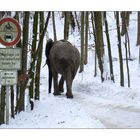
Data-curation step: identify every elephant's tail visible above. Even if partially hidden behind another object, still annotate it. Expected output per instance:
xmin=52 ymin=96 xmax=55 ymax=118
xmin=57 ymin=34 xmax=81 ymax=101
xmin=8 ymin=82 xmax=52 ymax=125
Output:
xmin=45 ymin=38 xmax=54 ymax=94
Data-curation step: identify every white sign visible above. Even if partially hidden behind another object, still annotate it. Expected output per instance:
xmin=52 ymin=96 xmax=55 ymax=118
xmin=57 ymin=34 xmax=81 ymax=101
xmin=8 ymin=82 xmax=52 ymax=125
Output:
xmin=0 ymin=48 xmax=21 ymax=70
xmin=0 ymin=70 xmax=17 ymax=85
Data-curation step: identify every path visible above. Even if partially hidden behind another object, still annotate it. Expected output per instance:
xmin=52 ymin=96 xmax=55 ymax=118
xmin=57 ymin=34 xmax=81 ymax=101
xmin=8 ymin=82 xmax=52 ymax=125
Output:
xmin=74 ymin=93 xmax=140 ymax=128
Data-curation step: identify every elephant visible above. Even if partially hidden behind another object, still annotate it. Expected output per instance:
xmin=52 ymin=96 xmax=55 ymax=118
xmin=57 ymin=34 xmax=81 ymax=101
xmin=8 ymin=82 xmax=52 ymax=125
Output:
xmin=45 ymin=39 xmax=80 ymax=98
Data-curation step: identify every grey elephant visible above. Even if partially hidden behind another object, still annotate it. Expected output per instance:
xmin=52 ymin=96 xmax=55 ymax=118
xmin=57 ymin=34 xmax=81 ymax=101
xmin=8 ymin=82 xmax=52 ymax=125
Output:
xmin=45 ymin=39 xmax=80 ymax=98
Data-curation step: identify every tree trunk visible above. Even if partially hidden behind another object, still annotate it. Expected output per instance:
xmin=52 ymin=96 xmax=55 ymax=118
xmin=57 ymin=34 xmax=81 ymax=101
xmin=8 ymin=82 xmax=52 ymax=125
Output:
xmin=121 ymin=12 xmax=127 ymax=36
xmin=125 ymin=32 xmax=130 ymax=87
xmin=74 ymin=12 xmax=80 ymax=32
xmin=126 ymin=12 xmax=131 ymax=27
xmin=123 ymin=13 xmax=130 ymax=87
xmin=10 ymin=86 xmax=15 ymax=118
xmin=16 ymin=12 xmax=30 ymax=113
xmin=84 ymin=11 xmax=89 ymax=65
xmin=69 ymin=12 xmax=75 ymax=33
xmin=91 ymin=12 xmax=97 ymax=77
xmin=104 ymin=12 xmax=114 ymax=82
xmin=29 ymin=12 xmax=39 ymax=110
xmin=94 ymin=12 xmax=104 ymax=82
xmin=116 ymin=12 xmax=124 ymax=87
xmin=79 ymin=11 xmax=85 ymax=73
xmin=52 ymin=12 xmax=57 ymax=41
xmin=0 ymin=86 xmax=6 ymax=125
xmin=35 ymin=12 xmax=44 ymax=100
xmin=64 ymin=12 xmax=70 ymax=40
xmin=14 ymin=12 xmax=22 ymax=114
xmin=120 ymin=12 xmax=131 ymax=59
xmin=136 ymin=12 xmax=140 ymax=65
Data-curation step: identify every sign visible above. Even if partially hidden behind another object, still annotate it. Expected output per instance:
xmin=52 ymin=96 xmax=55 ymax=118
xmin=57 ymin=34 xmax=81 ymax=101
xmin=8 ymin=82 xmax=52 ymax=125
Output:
xmin=0 ymin=48 xmax=21 ymax=70
xmin=0 ymin=17 xmax=21 ymax=46
xmin=0 ymin=70 xmax=17 ymax=85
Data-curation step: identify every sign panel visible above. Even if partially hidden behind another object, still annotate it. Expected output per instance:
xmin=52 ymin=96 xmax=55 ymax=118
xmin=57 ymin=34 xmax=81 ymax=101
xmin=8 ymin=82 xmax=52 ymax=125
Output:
xmin=0 ymin=17 xmax=21 ymax=46
xmin=0 ymin=48 xmax=21 ymax=70
xmin=0 ymin=70 xmax=17 ymax=85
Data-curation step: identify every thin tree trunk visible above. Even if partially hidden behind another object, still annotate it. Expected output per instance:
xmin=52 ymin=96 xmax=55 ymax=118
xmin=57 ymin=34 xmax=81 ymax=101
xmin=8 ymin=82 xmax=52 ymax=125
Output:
xmin=16 ymin=12 xmax=30 ymax=113
xmin=69 ymin=12 xmax=75 ymax=33
xmin=125 ymin=32 xmax=130 ymax=87
xmin=29 ymin=12 xmax=39 ymax=110
xmin=84 ymin=11 xmax=89 ymax=65
xmin=10 ymin=86 xmax=15 ymax=118
xmin=14 ymin=11 xmax=22 ymax=114
xmin=123 ymin=13 xmax=130 ymax=87
xmin=74 ymin=12 xmax=80 ymax=32
xmin=104 ymin=12 xmax=114 ymax=82
xmin=35 ymin=12 xmax=44 ymax=100
xmin=52 ymin=12 xmax=57 ymax=41
xmin=126 ymin=12 xmax=131 ymax=27
xmin=121 ymin=11 xmax=131 ymax=59
xmin=94 ymin=12 xmax=104 ymax=82
xmin=91 ymin=12 xmax=97 ymax=77
xmin=64 ymin=12 xmax=70 ymax=40
xmin=79 ymin=11 xmax=85 ymax=73
xmin=0 ymin=86 xmax=6 ymax=125
xmin=121 ymin=12 xmax=127 ymax=36
xmin=136 ymin=12 xmax=140 ymax=65
xmin=116 ymin=12 xmax=124 ymax=87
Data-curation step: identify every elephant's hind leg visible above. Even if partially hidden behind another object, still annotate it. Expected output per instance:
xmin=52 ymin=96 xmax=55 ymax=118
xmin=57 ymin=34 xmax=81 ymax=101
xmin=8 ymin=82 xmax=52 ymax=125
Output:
xmin=53 ymin=72 xmax=61 ymax=96
xmin=58 ymin=76 xmax=64 ymax=93
xmin=65 ymin=71 xmax=73 ymax=98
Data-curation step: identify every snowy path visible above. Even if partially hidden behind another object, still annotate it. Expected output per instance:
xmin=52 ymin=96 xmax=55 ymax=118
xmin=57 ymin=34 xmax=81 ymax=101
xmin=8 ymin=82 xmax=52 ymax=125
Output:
xmin=74 ymin=92 xmax=140 ymax=128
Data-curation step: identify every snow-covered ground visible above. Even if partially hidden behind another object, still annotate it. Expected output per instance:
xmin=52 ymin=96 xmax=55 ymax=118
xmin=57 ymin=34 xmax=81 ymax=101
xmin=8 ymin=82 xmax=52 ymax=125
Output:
xmin=1 ymin=12 xmax=140 ymax=128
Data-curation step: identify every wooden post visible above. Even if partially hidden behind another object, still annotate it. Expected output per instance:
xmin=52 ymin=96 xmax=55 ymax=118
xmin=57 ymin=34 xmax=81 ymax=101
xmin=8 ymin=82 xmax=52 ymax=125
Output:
xmin=6 ymin=85 xmax=10 ymax=125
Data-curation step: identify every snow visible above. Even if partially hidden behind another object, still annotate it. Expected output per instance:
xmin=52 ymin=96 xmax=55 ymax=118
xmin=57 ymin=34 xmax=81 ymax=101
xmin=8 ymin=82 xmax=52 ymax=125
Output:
xmin=1 ymin=12 xmax=140 ymax=128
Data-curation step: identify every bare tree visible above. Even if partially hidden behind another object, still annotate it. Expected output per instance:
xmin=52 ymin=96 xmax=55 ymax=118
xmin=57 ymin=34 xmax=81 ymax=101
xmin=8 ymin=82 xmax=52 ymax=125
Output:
xmin=91 ymin=12 xmax=97 ymax=77
xmin=94 ymin=12 xmax=104 ymax=82
xmin=10 ymin=86 xmax=14 ymax=118
xmin=16 ymin=12 xmax=30 ymax=113
xmin=136 ymin=12 xmax=140 ymax=65
xmin=64 ymin=12 xmax=70 ymax=40
xmin=52 ymin=12 xmax=57 ymax=41
xmin=29 ymin=12 xmax=39 ymax=110
xmin=35 ymin=12 xmax=44 ymax=100
xmin=0 ymin=86 xmax=6 ymax=125
xmin=79 ymin=11 xmax=85 ymax=73
xmin=115 ymin=12 xmax=124 ymax=87
xmin=84 ymin=11 xmax=89 ymax=65
xmin=74 ymin=12 xmax=80 ymax=32
xmin=104 ymin=12 xmax=114 ymax=82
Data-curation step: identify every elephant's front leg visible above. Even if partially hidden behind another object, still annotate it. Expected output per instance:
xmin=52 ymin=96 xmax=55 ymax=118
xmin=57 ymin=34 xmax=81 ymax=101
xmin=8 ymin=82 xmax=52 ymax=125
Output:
xmin=53 ymin=72 xmax=61 ymax=96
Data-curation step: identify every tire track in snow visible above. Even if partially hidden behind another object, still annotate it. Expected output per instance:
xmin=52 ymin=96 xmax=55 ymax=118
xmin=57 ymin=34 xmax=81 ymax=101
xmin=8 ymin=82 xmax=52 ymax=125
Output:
xmin=74 ymin=93 xmax=140 ymax=128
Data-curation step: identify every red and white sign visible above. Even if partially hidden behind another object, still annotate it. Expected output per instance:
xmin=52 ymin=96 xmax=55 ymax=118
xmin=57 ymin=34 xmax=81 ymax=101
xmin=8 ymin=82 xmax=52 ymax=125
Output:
xmin=0 ymin=17 xmax=21 ymax=46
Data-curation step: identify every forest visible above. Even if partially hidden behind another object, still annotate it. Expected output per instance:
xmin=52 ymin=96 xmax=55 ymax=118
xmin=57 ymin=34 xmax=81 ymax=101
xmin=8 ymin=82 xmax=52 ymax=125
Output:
xmin=0 ymin=11 xmax=140 ymax=127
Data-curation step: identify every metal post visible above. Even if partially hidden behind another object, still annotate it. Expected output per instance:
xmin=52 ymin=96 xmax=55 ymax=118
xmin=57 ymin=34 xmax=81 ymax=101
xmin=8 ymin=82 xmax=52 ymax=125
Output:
xmin=6 ymin=85 xmax=10 ymax=125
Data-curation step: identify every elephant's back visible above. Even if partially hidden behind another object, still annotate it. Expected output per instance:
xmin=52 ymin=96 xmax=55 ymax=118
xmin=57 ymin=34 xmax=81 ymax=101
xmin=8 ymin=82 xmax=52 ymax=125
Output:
xmin=50 ymin=41 xmax=80 ymax=62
